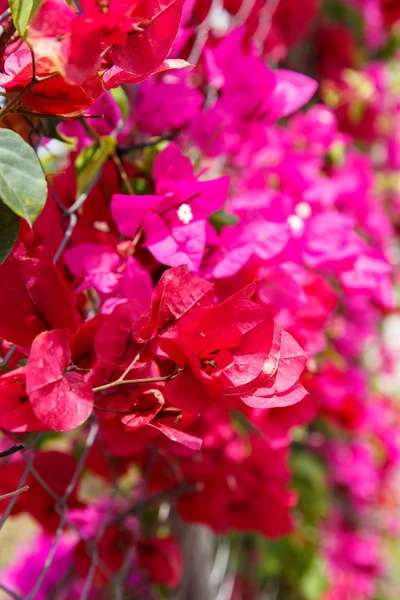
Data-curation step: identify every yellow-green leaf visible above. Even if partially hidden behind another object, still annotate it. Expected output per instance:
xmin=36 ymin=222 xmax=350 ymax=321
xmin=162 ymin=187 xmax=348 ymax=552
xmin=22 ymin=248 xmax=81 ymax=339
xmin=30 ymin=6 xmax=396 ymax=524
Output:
xmin=8 ymin=0 xmax=43 ymax=37
xmin=75 ymin=136 xmax=116 ymax=197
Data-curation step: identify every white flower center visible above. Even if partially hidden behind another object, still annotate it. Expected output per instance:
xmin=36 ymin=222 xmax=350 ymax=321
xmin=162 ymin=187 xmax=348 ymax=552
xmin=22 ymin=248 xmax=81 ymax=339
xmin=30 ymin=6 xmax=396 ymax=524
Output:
xmin=295 ymin=202 xmax=312 ymax=219
xmin=177 ymin=203 xmax=194 ymax=224
xmin=287 ymin=214 xmax=304 ymax=233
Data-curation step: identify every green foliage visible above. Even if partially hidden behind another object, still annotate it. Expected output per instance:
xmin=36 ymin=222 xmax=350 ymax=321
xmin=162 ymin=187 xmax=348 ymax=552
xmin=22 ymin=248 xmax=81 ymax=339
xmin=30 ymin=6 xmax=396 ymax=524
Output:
xmin=209 ymin=209 xmax=239 ymax=233
xmin=41 ymin=118 xmax=71 ymax=144
xmin=300 ymin=556 xmax=329 ymax=600
xmin=323 ymin=0 xmax=364 ymax=39
xmin=110 ymin=87 xmax=130 ymax=122
xmin=0 ymin=201 xmax=19 ymax=264
xmin=8 ymin=0 xmax=43 ymax=36
xmin=257 ymin=535 xmax=317 ymax=589
xmin=131 ymin=177 xmax=150 ymax=195
xmin=291 ymin=449 xmax=328 ymax=524
xmin=143 ymin=140 xmax=170 ymax=175
xmin=0 ymin=129 xmax=47 ymax=227
xmin=75 ymin=136 xmax=116 ymax=197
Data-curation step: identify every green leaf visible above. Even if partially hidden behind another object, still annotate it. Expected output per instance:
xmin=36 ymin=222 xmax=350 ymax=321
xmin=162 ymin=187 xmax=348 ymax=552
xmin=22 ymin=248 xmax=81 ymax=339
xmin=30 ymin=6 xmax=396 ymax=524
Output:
xmin=131 ymin=177 xmax=150 ymax=195
xmin=0 ymin=129 xmax=47 ymax=227
xmin=291 ymin=449 xmax=328 ymax=524
xmin=110 ymin=87 xmax=129 ymax=122
xmin=300 ymin=556 xmax=329 ymax=600
xmin=209 ymin=209 xmax=239 ymax=233
xmin=8 ymin=0 xmax=43 ymax=37
xmin=143 ymin=140 xmax=170 ymax=176
xmin=75 ymin=136 xmax=116 ymax=197
xmin=0 ymin=201 xmax=20 ymax=264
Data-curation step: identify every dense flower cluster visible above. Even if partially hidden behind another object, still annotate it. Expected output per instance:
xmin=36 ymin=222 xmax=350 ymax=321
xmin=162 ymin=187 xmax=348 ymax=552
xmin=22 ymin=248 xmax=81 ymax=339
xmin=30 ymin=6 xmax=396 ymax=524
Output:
xmin=0 ymin=0 xmax=400 ymax=598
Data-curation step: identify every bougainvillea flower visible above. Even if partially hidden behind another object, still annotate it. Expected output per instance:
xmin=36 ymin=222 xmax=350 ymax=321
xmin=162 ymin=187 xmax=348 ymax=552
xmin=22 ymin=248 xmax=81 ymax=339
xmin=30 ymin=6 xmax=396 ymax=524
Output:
xmin=64 ymin=243 xmax=123 ymax=294
xmin=138 ymin=265 xmax=214 ymax=342
xmin=154 ymin=409 xmax=296 ymax=537
xmin=28 ymin=0 xmax=185 ymax=88
xmin=135 ymin=71 xmax=203 ymax=135
xmin=205 ymin=217 xmax=291 ymax=279
xmin=137 ymin=536 xmax=182 ymax=587
xmin=234 ymin=329 xmax=308 ymax=409
xmin=96 ymin=386 xmax=202 ymax=450
xmin=243 ymin=394 xmax=316 ymax=449
xmin=192 ymin=28 xmax=317 ymax=153
xmin=112 ymin=143 xmax=230 ymax=271
xmin=262 ymin=0 xmax=320 ymax=59
xmin=0 ymin=46 xmax=102 ymax=116
xmin=109 ymin=0 xmax=185 ymax=80
xmin=102 ymin=58 xmax=190 ymax=88
xmin=159 ymin=285 xmax=307 ymax=411
xmin=74 ymin=524 xmax=132 ymax=584
xmin=0 ymin=533 xmax=78 ymax=600
xmin=0 ymin=451 xmax=82 ymax=532
xmin=0 ymin=243 xmax=80 ymax=346
xmin=26 ymin=330 xmax=94 ymax=431
xmin=64 ymin=244 xmax=153 ymax=313
xmin=339 ymin=251 xmax=394 ymax=308
xmin=272 ymin=269 xmax=338 ymax=353
xmin=0 ymin=368 xmax=44 ymax=432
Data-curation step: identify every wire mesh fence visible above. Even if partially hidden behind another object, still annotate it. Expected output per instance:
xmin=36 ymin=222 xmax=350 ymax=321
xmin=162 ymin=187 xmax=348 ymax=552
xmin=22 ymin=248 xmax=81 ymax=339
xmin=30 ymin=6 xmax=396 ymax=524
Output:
xmin=0 ymin=418 xmax=206 ymax=600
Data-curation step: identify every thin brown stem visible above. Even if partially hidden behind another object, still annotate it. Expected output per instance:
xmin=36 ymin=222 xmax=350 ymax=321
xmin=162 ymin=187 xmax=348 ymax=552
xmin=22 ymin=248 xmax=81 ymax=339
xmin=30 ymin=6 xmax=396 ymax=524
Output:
xmin=0 ymin=485 xmax=29 ymax=502
xmin=117 ymin=482 xmax=199 ymax=522
xmin=111 ymin=151 xmax=135 ymax=195
xmin=117 ymin=343 xmax=147 ymax=382
xmin=81 ymin=117 xmax=135 ymax=195
xmin=93 ymin=369 xmax=182 ymax=394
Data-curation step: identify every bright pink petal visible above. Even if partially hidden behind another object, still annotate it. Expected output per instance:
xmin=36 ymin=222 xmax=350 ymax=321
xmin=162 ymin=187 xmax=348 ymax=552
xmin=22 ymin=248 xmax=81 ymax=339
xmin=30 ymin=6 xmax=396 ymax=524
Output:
xmin=111 ymin=194 xmax=160 ymax=237
xmin=272 ymin=70 xmax=318 ymax=117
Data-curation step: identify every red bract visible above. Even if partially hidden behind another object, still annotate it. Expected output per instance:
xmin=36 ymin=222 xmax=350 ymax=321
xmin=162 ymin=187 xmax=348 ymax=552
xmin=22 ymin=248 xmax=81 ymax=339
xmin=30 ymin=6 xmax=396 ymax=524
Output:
xmin=96 ymin=386 xmax=202 ymax=450
xmin=28 ymin=0 xmax=185 ymax=89
xmin=150 ymin=409 xmax=296 ymax=537
xmin=264 ymin=0 xmax=320 ymax=58
xmin=138 ymin=265 xmax=214 ymax=342
xmin=243 ymin=394 xmax=317 ymax=449
xmin=0 ymin=451 xmax=82 ymax=532
xmin=25 ymin=330 xmax=94 ymax=431
xmin=102 ymin=57 xmax=189 ymax=88
xmin=380 ymin=0 xmax=400 ymax=26
xmin=155 ymin=274 xmax=307 ymax=411
xmin=235 ymin=329 xmax=309 ymax=409
xmin=109 ymin=0 xmax=186 ymax=82
xmin=0 ymin=368 xmax=44 ymax=432
xmin=137 ymin=536 xmax=182 ymax=587
xmin=0 ymin=243 xmax=80 ymax=346
xmin=159 ymin=285 xmax=272 ymax=410
xmin=94 ymin=301 xmax=147 ymax=372
xmin=0 ymin=46 xmax=102 ymax=116
xmin=74 ymin=524 xmax=132 ymax=584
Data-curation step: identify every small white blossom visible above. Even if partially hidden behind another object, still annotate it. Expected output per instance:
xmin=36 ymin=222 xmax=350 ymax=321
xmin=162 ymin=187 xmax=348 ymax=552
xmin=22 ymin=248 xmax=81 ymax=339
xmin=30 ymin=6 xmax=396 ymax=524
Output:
xmin=177 ymin=203 xmax=194 ymax=224
xmin=295 ymin=202 xmax=312 ymax=219
xmin=287 ymin=214 xmax=304 ymax=233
